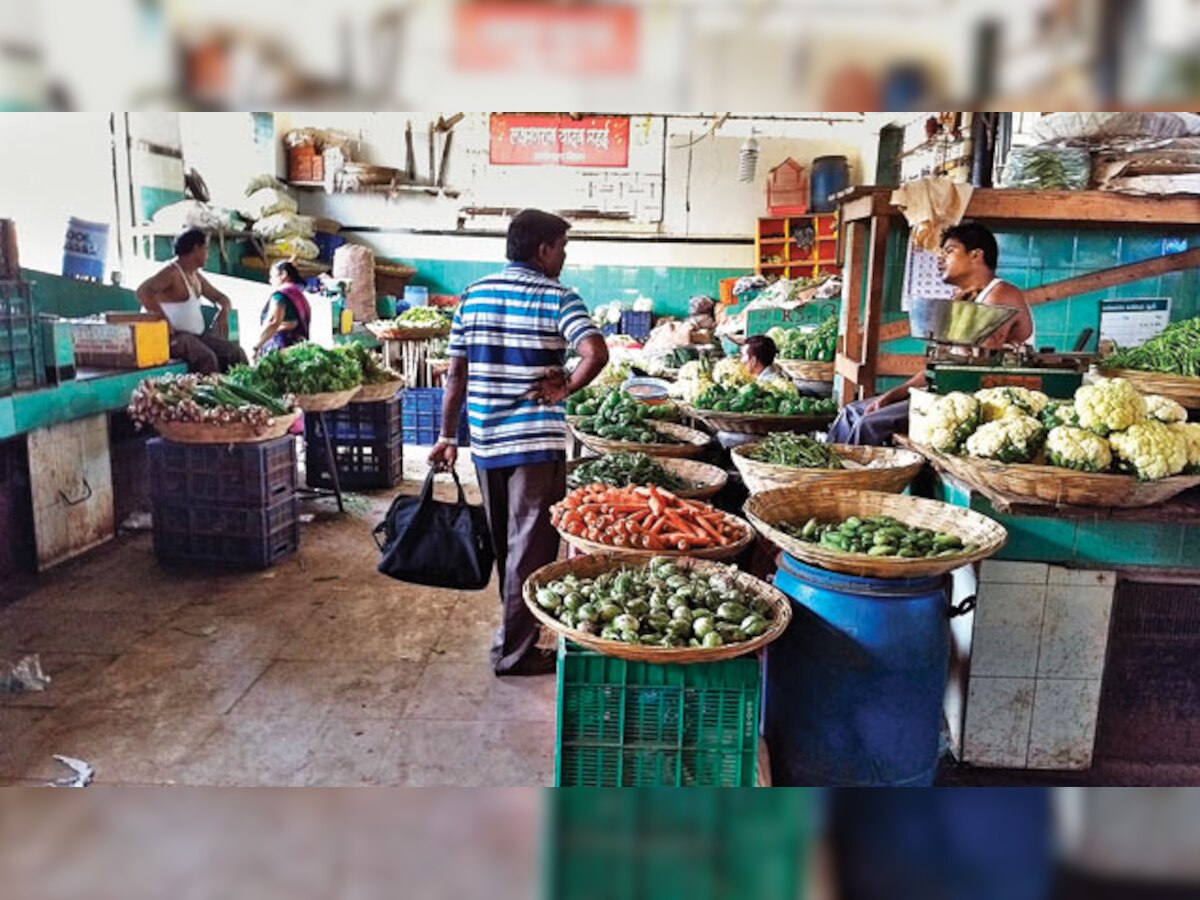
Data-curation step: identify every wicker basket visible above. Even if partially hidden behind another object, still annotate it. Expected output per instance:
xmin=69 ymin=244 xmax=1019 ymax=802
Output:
xmin=1100 ymin=368 xmax=1200 ymax=410
xmin=744 ymin=487 xmax=1007 ymax=579
xmin=351 ymin=379 xmax=406 ymax=403
xmin=368 ymin=324 xmax=451 ymax=343
xmin=566 ymin=456 xmax=728 ymax=501
xmin=680 ymin=404 xmax=835 ymax=436
xmin=294 ymin=387 xmax=361 ymax=413
xmin=568 ymin=419 xmax=712 ymax=459
xmin=779 ymin=360 xmax=835 ymax=382
xmin=153 ymin=410 xmax=301 ymax=445
xmin=523 ymin=553 xmax=792 ymax=664
xmin=558 ymin=510 xmax=755 ymax=562
xmin=732 ymin=443 xmax=925 ymax=496
xmin=910 ymin=443 xmax=1200 ymax=509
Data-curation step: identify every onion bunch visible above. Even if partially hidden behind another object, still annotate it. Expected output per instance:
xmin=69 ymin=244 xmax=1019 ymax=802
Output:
xmin=128 ymin=374 xmax=294 ymax=433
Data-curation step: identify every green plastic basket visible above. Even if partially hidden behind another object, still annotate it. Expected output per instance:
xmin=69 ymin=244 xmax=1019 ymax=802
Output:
xmin=544 ymin=788 xmax=815 ymax=900
xmin=555 ymin=639 xmax=761 ymax=787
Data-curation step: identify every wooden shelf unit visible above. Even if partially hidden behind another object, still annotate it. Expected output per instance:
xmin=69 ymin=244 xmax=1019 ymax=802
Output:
xmin=755 ymin=213 xmax=840 ymax=281
xmin=833 ymin=186 xmax=1200 ymax=404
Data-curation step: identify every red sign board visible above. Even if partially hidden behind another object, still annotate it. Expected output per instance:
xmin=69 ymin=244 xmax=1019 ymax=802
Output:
xmin=455 ymin=5 xmax=638 ymax=76
xmin=490 ymin=114 xmax=631 ymax=168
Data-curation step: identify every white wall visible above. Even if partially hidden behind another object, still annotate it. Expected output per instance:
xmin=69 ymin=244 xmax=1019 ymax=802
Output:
xmin=0 ymin=113 xmax=118 ymax=274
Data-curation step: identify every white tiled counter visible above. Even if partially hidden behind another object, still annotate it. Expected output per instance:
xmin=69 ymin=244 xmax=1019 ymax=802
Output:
xmin=952 ymin=561 xmax=1116 ymax=771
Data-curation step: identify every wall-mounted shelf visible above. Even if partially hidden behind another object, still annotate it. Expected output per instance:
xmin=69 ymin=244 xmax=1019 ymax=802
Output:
xmin=284 ymin=180 xmax=461 ymax=199
xmin=755 ymin=213 xmax=840 ymax=282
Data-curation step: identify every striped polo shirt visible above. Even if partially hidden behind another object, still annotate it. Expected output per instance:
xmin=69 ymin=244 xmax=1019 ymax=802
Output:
xmin=447 ymin=262 xmax=600 ymax=469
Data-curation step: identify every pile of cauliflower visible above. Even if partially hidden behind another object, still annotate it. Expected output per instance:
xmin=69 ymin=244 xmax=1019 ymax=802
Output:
xmin=917 ymin=377 xmax=1196 ymax=481
xmin=670 ymin=360 xmax=714 ymax=403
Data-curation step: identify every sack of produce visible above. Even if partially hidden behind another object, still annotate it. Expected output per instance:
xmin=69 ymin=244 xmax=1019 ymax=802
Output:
xmin=332 ymin=244 xmax=376 ymax=323
xmin=374 ymin=470 xmax=494 ymax=590
xmin=252 ymin=212 xmax=315 ymax=241
xmin=999 ymin=146 xmax=1092 ymax=190
xmin=265 ymin=237 xmax=319 ymax=260
xmin=242 ymin=187 xmax=299 ymax=220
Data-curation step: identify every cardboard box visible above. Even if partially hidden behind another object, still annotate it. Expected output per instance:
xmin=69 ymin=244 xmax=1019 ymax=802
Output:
xmin=71 ymin=318 xmax=169 ymax=369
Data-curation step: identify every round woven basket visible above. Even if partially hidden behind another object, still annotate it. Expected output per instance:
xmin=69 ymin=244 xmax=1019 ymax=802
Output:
xmin=153 ymin=410 xmax=301 ymax=445
xmin=351 ymin=379 xmax=405 ymax=403
xmin=913 ymin=444 xmax=1200 ymax=509
xmin=744 ymin=487 xmax=1007 ymax=579
xmin=294 ymin=387 xmax=361 ymax=413
xmin=779 ymin=359 xmax=835 ymax=381
xmin=680 ymin=404 xmax=836 ymax=436
xmin=732 ymin=443 xmax=925 ymax=496
xmin=523 ymin=552 xmax=792 ymax=664
xmin=568 ymin=419 xmax=712 ymax=459
xmin=1100 ymin=368 xmax=1200 ymax=410
xmin=566 ymin=456 xmax=728 ymax=501
xmin=558 ymin=509 xmax=755 ymax=562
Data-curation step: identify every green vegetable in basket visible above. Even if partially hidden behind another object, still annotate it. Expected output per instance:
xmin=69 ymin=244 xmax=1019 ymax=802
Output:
xmin=780 ymin=514 xmax=976 ymax=559
xmin=573 ymin=390 xmax=678 ymax=444
xmin=567 ymin=452 xmax=690 ymax=492
xmin=537 ymin=559 xmax=772 ymax=649
xmin=745 ymin=432 xmax=843 ymax=468
xmin=1099 ymin=316 xmax=1200 ymax=378
xmin=337 ymin=341 xmax=404 ymax=386
xmin=229 ymin=341 xmax=362 ymax=396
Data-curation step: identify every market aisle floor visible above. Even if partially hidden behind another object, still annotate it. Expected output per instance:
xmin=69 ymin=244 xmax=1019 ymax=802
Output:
xmin=0 ymin=459 xmax=558 ymax=787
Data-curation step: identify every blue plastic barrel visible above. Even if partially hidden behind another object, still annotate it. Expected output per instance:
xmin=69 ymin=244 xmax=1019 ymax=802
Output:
xmin=808 ymin=155 xmax=850 ymax=213
xmin=765 ymin=554 xmax=948 ymax=786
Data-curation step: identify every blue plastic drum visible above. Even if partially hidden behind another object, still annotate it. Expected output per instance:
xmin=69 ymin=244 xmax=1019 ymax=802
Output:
xmin=765 ymin=554 xmax=949 ymax=786
xmin=809 ymin=155 xmax=850 ymax=213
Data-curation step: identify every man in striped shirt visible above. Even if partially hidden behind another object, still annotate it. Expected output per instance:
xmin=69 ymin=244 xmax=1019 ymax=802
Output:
xmin=429 ymin=210 xmax=609 ymax=676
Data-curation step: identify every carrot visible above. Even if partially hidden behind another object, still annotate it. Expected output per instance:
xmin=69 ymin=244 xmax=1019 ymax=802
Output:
xmin=664 ymin=509 xmax=705 ymax=541
xmin=692 ymin=514 xmax=727 ymax=545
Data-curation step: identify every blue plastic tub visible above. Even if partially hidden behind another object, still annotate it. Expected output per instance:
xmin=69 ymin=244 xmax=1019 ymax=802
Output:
xmin=765 ymin=554 xmax=948 ymax=786
xmin=809 ymin=155 xmax=850 ymax=213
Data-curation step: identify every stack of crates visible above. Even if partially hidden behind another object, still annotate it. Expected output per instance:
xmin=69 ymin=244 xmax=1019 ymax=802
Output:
xmin=555 ymin=640 xmax=761 ymax=787
xmin=400 ymin=388 xmax=469 ymax=447
xmin=148 ymin=436 xmax=299 ymax=569
xmin=305 ymin=397 xmax=403 ymax=490
xmin=0 ymin=281 xmax=45 ymax=396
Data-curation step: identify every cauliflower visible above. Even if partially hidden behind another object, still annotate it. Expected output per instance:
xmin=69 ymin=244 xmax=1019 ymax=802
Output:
xmin=919 ymin=392 xmax=981 ymax=453
xmin=965 ymin=413 xmax=1046 ymax=463
xmin=712 ymin=356 xmax=754 ymax=388
xmin=670 ymin=360 xmax=715 ymax=403
xmin=1074 ymin=377 xmax=1147 ymax=436
xmin=1109 ymin=421 xmax=1187 ymax=481
xmin=1045 ymin=426 xmax=1113 ymax=473
xmin=1144 ymin=394 xmax=1188 ymax=424
xmin=975 ymin=386 xmax=1050 ymax=422
xmin=1167 ymin=422 xmax=1200 ymax=474
xmin=1041 ymin=400 xmax=1080 ymax=431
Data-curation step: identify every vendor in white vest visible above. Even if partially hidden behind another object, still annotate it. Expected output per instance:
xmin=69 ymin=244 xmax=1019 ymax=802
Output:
xmin=828 ymin=222 xmax=1034 ymax=446
xmin=135 ymin=228 xmax=248 ymax=375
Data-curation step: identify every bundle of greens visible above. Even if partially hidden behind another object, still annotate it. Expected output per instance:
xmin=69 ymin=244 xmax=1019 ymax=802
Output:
xmin=744 ymin=433 xmax=843 ymax=468
xmin=339 ymin=342 xmax=403 ymax=385
xmin=229 ymin=342 xmax=362 ymax=396
xmin=567 ymin=452 xmax=688 ymax=492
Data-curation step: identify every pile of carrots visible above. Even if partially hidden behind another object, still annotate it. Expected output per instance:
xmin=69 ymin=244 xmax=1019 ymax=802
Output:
xmin=550 ymin=484 xmax=747 ymax=552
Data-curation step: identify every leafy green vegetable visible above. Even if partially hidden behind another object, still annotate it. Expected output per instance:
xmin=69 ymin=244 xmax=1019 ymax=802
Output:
xmin=230 ymin=342 xmax=362 ymax=396
xmin=338 ymin=341 xmax=403 ymax=385
xmin=745 ymin=433 xmax=843 ymax=468
xmin=769 ymin=314 xmax=839 ymax=362
xmin=393 ymin=307 xmax=451 ymax=328
xmin=568 ymin=452 xmax=688 ymax=492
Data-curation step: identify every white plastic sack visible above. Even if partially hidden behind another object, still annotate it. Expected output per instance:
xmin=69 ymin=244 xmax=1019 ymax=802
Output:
xmin=251 ymin=213 xmax=315 ymax=241
xmin=265 ymin=236 xmax=319 ymax=260
xmin=241 ymin=187 xmax=298 ymax=221
xmin=1034 ymin=112 xmax=1200 ymax=144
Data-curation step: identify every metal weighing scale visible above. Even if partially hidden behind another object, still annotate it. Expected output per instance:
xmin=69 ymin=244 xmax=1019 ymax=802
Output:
xmin=909 ymin=297 xmax=1093 ymax=398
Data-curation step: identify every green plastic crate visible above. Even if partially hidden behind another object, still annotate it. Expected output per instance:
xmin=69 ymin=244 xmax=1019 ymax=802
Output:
xmin=545 ymin=789 xmax=815 ymax=900
xmin=555 ymin=639 xmax=761 ymax=787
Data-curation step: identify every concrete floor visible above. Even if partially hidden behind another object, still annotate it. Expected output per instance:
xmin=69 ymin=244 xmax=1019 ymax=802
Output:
xmin=0 ymin=457 xmax=559 ymax=787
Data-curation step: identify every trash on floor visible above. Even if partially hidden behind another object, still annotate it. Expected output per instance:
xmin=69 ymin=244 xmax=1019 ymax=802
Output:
xmin=174 ymin=623 xmax=219 ymax=638
xmin=49 ymin=755 xmax=94 ymax=788
xmin=0 ymin=654 xmax=51 ymax=694
xmin=118 ymin=511 xmax=154 ymax=532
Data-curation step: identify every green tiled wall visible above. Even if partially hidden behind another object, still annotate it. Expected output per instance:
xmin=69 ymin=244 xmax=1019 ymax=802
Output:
xmin=882 ymin=225 xmax=1200 ymax=356
xmin=139 ymin=187 xmax=186 ymax=223
xmin=402 ymin=258 xmax=748 ymax=319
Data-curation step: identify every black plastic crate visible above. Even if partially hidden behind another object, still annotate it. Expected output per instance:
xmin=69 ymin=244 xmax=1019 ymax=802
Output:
xmin=304 ymin=397 xmax=401 ymax=444
xmin=148 ymin=436 xmax=297 ymax=508
xmin=152 ymin=495 xmax=299 ymax=570
xmin=305 ymin=436 xmax=402 ymax=490
xmin=400 ymin=388 xmax=469 ymax=446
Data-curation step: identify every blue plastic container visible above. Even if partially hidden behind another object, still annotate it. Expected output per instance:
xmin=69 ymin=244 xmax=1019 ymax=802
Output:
xmin=809 ymin=155 xmax=850 ymax=213
xmin=765 ymin=554 xmax=948 ymax=786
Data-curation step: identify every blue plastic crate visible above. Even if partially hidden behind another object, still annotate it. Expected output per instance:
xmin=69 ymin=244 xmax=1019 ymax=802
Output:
xmin=620 ymin=310 xmax=653 ymax=341
xmin=401 ymin=388 xmax=469 ymax=446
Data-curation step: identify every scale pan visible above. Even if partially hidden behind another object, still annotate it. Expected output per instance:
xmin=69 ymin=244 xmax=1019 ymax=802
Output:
xmin=909 ymin=296 xmax=1017 ymax=345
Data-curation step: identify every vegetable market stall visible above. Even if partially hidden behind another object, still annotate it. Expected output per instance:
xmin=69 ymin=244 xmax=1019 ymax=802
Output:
xmin=895 ymin=377 xmax=1200 ymax=774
